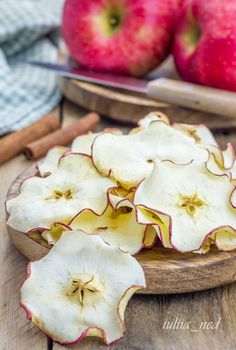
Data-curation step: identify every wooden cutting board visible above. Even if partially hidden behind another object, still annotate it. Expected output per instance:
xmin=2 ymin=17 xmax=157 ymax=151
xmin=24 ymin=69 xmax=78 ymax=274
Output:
xmin=6 ymin=165 xmax=236 ymax=295
xmin=59 ymin=58 xmax=236 ymax=130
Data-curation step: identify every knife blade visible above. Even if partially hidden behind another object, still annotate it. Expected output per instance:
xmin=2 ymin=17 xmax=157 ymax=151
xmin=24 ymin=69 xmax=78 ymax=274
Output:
xmin=25 ymin=61 xmax=148 ymax=94
xmin=25 ymin=60 xmax=236 ymax=119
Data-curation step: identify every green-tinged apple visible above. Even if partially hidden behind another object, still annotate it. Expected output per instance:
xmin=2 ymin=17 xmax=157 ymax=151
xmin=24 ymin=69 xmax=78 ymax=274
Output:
xmin=62 ymin=0 xmax=179 ymax=77
xmin=173 ymin=0 xmax=236 ymax=92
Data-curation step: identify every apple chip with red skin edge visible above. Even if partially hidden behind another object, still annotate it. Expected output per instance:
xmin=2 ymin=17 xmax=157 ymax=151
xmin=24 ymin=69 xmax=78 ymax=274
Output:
xmin=42 ymin=188 xmax=156 ymax=253
xmin=69 ymin=195 xmax=150 ymax=255
xmin=206 ymin=143 xmax=236 ymax=184
xmin=6 ymin=153 xmax=115 ymax=233
xmin=128 ymin=112 xmax=170 ymax=136
xmin=231 ymin=188 xmax=236 ymax=209
xmin=71 ymin=129 xmax=122 ymax=156
xmin=135 ymin=206 xmax=171 ymax=249
xmin=108 ymin=186 xmax=135 ymax=202
xmin=222 ymin=143 xmax=235 ymax=170
xmin=173 ymin=122 xmax=218 ymax=147
xmin=139 ymin=115 xmax=218 ymax=148
xmin=138 ymin=111 xmax=170 ymax=128
xmin=92 ymin=119 xmax=208 ymax=189
xmin=143 ymin=226 xmax=158 ymax=249
xmin=37 ymin=146 xmax=69 ymax=177
xmin=108 ymin=191 xmax=157 ymax=250
xmin=41 ymin=222 xmax=72 ymax=246
xmin=231 ymin=163 xmax=236 ymax=185
xmin=20 ymin=230 xmax=146 ymax=345
xmin=134 ymin=161 xmax=236 ymax=253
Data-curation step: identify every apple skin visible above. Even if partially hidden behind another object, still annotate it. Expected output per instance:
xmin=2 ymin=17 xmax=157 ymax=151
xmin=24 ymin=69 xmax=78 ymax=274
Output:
xmin=173 ymin=0 xmax=236 ymax=92
xmin=62 ymin=0 xmax=179 ymax=77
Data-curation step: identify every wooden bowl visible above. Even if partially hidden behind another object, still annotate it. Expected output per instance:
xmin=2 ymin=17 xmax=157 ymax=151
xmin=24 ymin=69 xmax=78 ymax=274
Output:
xmin=6 ymin=165 xmax=236 ymax=294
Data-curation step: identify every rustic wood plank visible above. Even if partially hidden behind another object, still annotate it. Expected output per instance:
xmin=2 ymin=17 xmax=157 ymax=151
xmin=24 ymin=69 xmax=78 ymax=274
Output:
xmin=0 ymin=156 xmax=48 ymax=349
xmin=53 ymin=284 xmax=236 ymax=350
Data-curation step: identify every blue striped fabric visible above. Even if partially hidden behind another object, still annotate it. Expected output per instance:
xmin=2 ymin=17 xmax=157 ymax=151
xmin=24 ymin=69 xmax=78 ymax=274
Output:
xmin=0 ymin=0 xmax=65 ymax=135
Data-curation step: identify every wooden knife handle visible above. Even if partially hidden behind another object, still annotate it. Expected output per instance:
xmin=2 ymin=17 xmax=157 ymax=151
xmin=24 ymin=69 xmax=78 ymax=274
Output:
xmin=147 ymin=78 xmax=236 ymax=119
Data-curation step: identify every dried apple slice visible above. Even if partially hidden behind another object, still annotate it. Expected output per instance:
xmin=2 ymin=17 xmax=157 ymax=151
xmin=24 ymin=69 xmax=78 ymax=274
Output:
xmin=37 ymin=146 xmax=69 ymax=177
xmin=71 ymin=132 xmax=100 ymax=155
xmin=222 ymin=143 xmax=235 ymax=169
xmin=173 ymin=123 xmax=218 ymax=146
xmin=134 ymin=161 xmax=236 ymax=252
xmin=231 ymin=188 xmax=236 ymax=208
xmin=130 ymin=112 xmax=170 ymax=134
xmin=221 ymin=144 xmax=236 ymax=185
xmin=211 ymin=143 xmax=235 ymax=170
xmin=143 ymin=226 xmax=157 ymax=249
xmin=215 ymin=227 xmax=236 ymax=251
xmin=92 ymin=120 xmax=208 ymax=189
xmin=20 ymin=230 xmax=146 ymax=345
xmin=72 ymin=129 xmax=122 ymax=155
xmin=206 ymin=153 xmax=229 ymax=178
xmin=206 ymin=143 xmax=236 ymax=182
xmin=70 ymin=198 xmax=147 ymax=255
xmin=138 ymin=112 xmax=170 ymax=127
xmin=7 ymin=153 xmax=115 ymax=233
xmin=108 ymin=186 xmax=135 ymax=201
xmin=198 ymin=226 xmax=236 ymax=254
xmin=231 ymin=162 xmax=236 ymax=185
xmin=136 ymin=205 xmax=172 ymax=249
xmin=41 ymin=222 xmax=72 ymax=245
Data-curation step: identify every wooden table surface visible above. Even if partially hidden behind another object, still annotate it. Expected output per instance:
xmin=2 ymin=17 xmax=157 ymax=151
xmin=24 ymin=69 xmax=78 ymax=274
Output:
xmin=1 ymin=100 xmax=236 ymax=350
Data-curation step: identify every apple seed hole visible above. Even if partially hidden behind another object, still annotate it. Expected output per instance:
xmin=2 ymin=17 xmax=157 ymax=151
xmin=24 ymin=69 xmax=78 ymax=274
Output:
xmin=67 ymin=275 xmax=102 ymax=306
xmin=46 ymin=188 xmax=73 ymax=200
xmin=178 ymin=193 xmax=206 ymax=216
xmin=97 ymin=226 xmax=108 ymax=231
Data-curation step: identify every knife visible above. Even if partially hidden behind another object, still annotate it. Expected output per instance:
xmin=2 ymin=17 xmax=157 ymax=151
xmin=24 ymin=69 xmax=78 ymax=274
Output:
xmin=26 ymin=61 xmax=236 ymax=119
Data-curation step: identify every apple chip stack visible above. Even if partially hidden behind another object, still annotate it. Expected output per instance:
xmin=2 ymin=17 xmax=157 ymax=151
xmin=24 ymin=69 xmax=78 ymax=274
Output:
xmin=7 ymin=112 xmax=236 ymax=254
xmin=6 ymin=112 xmax=236 ymax=345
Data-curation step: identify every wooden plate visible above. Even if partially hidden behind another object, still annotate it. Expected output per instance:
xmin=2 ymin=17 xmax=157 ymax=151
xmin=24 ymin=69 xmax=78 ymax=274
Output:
xmin=6 ymin=165 xmax=236 ymax=295
xmin=59 ymin=57 xmax=236 ymax=131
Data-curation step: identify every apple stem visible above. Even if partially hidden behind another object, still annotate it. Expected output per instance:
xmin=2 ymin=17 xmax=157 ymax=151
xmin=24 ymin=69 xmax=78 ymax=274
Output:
xmin=110 ymin=16 xmax=118 ymax=26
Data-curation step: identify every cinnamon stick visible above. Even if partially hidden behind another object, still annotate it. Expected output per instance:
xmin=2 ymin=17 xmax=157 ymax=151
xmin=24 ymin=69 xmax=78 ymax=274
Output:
xmin=24 ymin=112 xmax=100 ymax=160
xmin=0 ymin=113 xmax=60 ymax=165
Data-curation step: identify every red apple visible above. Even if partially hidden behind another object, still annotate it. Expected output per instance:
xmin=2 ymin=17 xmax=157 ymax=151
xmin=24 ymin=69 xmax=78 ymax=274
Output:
xmin=62 ymin=0 xmax=179 ymax=77
xmin=173 ymin=0 xmax=236 ymax=92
